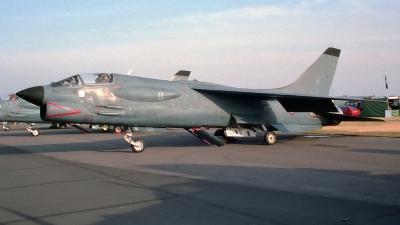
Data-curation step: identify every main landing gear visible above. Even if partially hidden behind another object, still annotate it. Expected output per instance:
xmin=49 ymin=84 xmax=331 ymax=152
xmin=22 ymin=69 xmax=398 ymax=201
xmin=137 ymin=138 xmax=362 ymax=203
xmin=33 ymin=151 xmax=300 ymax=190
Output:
xmin=263 ymin=131 xmax=276 ymax=145
xmin=124 ymin=129 xmax=145 ymax=153
xmin=214 ymin=127 xmax=277 ymax=145
xmin=121 ymin=126 xmax=276 ymax=153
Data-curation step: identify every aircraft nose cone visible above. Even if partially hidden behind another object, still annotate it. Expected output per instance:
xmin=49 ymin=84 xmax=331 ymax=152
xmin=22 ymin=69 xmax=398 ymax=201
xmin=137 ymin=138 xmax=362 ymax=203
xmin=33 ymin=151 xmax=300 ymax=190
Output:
xmin=16 ymin=86 xmax=44 ymax=106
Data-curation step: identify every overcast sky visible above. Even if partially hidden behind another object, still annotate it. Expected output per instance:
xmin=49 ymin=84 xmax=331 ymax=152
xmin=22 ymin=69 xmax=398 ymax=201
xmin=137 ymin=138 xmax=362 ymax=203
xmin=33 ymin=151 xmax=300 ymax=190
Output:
xmin=1 ymin=0 xmax=399 ymax=98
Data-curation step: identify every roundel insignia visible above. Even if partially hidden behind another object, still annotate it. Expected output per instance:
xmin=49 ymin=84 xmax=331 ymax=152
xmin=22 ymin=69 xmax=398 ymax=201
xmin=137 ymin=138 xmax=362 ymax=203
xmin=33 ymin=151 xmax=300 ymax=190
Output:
xmin=289 ymin=112 xmax=295 ymax=115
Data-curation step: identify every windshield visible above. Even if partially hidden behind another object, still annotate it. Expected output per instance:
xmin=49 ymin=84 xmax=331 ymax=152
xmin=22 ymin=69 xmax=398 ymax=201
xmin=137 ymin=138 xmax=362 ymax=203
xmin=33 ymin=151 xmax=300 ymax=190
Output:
xmin=51 ymin=75 xmax=82 ymax=87
xmin=51 ymin=73 xmax=114 ymax=87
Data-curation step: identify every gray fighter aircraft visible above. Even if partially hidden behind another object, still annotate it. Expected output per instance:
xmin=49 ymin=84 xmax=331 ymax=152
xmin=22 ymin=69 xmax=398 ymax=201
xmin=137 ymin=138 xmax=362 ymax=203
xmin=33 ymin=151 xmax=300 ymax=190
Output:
xmin=0 ymin=94 xmax=91 ymax=135
xmin=16 ymin=47 xmax=379 ymax=152
xmin=0 ymin=94 xmax=42 ymax=135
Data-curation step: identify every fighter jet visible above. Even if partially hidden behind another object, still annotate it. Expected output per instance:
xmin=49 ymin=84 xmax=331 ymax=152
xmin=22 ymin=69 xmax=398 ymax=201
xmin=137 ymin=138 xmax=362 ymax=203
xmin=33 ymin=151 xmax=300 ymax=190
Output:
xmin=16 ymin=47 xmax=379 ymax=152
xmin=0 ymin=94 xmax=92 ymax=135
xmin=0 ymin=94 xmax=42 ymax=136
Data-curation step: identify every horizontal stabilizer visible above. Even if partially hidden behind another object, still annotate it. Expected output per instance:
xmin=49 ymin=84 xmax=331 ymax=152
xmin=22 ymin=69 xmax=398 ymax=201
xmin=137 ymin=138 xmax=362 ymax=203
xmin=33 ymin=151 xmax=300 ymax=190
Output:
xmin=277 ymin=97 xmax=338 ymax=112
xmin=318 ymin=113 xmax=385 ymax=122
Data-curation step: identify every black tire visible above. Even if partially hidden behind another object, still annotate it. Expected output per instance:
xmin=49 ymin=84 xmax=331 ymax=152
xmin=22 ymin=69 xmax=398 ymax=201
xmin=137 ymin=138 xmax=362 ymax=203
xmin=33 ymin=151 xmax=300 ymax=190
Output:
xmin=59 ymin=123 xmax=67 ymax=129
xmin=131 ymin=139 xmax=145 ymax=153
xmin=264 ymin=131 xmax=276 ymax=145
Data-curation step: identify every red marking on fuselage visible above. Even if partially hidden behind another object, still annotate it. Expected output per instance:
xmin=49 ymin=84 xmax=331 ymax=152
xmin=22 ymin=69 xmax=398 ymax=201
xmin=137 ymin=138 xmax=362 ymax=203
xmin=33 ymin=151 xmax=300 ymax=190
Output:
xmin=45 ymin=102 xmax=82 ymax=118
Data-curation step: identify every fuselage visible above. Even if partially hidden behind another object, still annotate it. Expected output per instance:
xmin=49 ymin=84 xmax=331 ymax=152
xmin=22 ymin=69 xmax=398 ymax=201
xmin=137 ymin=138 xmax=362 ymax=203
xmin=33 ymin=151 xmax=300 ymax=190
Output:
xmin=21 ymin=73 xmax=331 ymax=129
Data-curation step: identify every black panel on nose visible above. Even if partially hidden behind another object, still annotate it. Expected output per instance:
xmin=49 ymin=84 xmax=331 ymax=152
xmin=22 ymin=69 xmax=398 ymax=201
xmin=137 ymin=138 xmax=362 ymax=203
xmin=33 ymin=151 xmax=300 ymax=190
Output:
xmin=16 ymin=86 xmax=44 ymax=106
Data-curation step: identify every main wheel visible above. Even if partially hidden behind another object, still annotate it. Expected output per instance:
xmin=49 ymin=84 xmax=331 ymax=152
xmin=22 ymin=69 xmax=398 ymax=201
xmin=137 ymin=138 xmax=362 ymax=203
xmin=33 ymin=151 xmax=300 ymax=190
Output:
xmin=264 ymin=131 xmax=276 ymax=145
xmin=131 ymin=139 xmax=145 ymax=153
xmin=59 ymin=123 xmax=67 ymax=129
xmin=114 ymin=126 xmax=123 ymax=133
xmin=31 ymin=130 xmax=39 ymax=137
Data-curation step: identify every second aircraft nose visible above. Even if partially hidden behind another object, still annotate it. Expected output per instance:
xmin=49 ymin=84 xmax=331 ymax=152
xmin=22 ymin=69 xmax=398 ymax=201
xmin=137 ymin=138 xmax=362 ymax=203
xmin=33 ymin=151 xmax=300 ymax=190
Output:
xmin=16 ymin=86 xmax=44 ymax=106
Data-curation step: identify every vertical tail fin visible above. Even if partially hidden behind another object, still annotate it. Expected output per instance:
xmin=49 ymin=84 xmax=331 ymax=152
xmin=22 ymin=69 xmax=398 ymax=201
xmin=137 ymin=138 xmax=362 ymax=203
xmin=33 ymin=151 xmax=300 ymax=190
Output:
xmin=278 ymin=47 xmax=341 ymax=96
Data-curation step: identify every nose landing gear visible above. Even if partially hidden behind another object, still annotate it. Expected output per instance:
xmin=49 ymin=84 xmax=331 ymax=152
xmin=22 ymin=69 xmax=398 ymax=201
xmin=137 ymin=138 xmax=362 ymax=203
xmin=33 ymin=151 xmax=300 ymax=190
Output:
xmin=3 ymin=122 xmax=10 ymax=131
xmin=124 ymin=129 xmax=145 ymax=153
xmin=26 ymin=125 xmax=39 ymax=137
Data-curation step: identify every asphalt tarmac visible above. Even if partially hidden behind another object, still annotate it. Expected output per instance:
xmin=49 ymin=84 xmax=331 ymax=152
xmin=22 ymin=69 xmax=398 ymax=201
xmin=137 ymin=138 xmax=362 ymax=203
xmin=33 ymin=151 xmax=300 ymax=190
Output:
xmin=1 ymin=125 xmax=399 ymax=225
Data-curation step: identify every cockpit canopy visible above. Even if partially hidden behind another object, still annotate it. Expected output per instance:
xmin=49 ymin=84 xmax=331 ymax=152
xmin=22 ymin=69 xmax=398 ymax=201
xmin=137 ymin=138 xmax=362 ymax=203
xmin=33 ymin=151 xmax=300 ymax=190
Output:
xmin=51 ymin=73 xmax=114 ymax=87
xmin=9 ymin=93 xmax=18 ymax=100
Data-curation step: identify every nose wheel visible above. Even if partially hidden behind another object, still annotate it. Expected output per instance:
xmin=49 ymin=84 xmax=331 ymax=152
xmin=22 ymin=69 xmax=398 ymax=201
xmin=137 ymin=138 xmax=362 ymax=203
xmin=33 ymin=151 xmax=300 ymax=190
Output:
xmin=2 ymin=122 xmax=10 ymax=131
xmin=124 ymin=129 xmax=146 ymax=153
xmin=131 ymin=139 xmax=145 ymax=153
xmin=264 ymin=131 xmax=276 ymax=145
xmin=27 ymin=125 xmax=39 ymax=137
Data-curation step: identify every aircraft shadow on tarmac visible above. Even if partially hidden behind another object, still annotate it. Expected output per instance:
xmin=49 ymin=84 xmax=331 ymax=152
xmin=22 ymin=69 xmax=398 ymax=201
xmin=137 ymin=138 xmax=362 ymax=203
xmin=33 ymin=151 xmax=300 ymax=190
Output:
xmin=1 ymin=161 xmax=399 ymax=225
xmin=90 ymin=165 xmax=400 ymax=225
xmin=1 ymin=129 xmax=400 ymax=225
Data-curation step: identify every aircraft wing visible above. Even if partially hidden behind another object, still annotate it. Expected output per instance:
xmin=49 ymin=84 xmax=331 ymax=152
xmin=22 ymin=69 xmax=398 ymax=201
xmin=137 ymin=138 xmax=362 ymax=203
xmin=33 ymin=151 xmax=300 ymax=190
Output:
xmin=189 ymin=83 xmax=342 ymax=113
xmin=190 ymin=82 xmax=384 ymax=113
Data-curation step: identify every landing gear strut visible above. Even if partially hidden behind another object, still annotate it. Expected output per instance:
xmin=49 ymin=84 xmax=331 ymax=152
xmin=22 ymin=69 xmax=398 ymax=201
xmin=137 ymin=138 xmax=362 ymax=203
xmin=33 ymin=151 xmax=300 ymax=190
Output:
xmin=124 ymin=129 xmax=145 ymax=153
